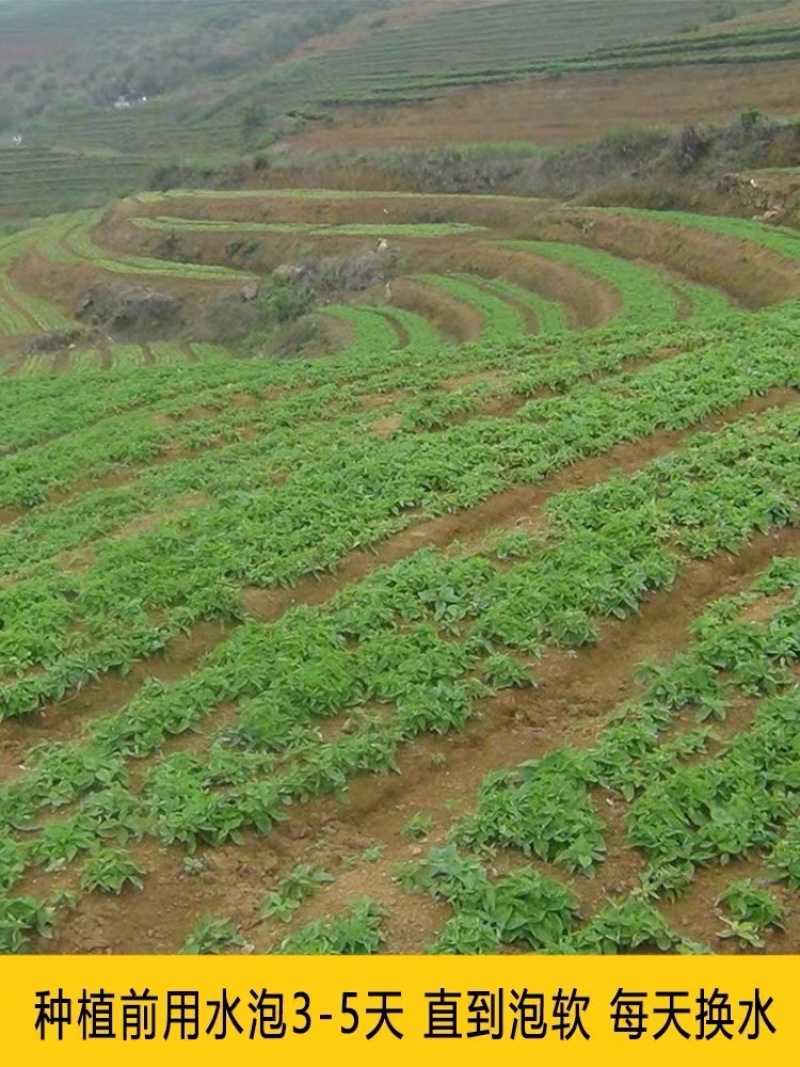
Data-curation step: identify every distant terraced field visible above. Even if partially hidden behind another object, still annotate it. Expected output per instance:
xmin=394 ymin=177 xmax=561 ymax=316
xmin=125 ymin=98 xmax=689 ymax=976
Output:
xmin=1 ymin=175 xmax=799 ymax=960
xmin=1 ymin=0 xmax=793 ymax=218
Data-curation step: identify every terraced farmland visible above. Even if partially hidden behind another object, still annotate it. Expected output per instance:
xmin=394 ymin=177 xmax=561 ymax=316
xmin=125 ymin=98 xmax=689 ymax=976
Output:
xmin=2 ymin=0 xmax=793 ymax=220
xmin=0 ymin=178 xmax=799 ymax=959
xmin=259 ymin=0 xmax=791 ymax=107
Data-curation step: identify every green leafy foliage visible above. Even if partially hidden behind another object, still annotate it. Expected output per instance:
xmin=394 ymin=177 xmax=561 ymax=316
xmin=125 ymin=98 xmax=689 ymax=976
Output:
xmin=180 ymin=915 xmax=249 ymax=955
xmin=427 ymin=913 xmax=502 ymax=955
xmin=559 ymin=895 xmax=687 ymax=954
xmin=453 ymin=751 xmax=606 ymax=874
xmin=0 ymin=895 xmax=59 ymax=954
xmin=397 ymin=845 xmax=580 ymax=949
xmin=276 ymin=899 xmax=385 ymax=955
xmin=401 ymin=813 xmax=434 ymax=841
xmin=260 ymin=863 xmax=334 ymax=922
xmin=716 ymin=879 xmax=785 ymax=947
xmin=79 ymin=848 xmax=146 ymax=894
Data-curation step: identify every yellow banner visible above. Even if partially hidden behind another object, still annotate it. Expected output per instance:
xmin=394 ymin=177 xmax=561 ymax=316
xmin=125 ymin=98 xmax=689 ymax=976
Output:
xmin=0 ymin=955 xmax=795 ymax=1065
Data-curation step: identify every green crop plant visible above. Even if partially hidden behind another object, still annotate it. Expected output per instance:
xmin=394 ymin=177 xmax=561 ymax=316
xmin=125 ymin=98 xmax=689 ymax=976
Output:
xmin=715 ymin=879 xmax=785 ymax=948
xmin=488 ymin=867 xmax=580 ymax=948
xmin=260 ymin=863 xmax=334 ymax=922
xmin=361 ymin=845 xmax=384 ymax=863
xmin=276 ymin=898 xmax=385 ymax=955
xmin=0 ymin=895 xmax=60 ymax=954
xmin=768 ymin=819 xmax=800 ymax=889
xmin=28 ymin=816 xmax=102 ymax=872
xmin=395 ymin=845 xmax=492 ymax=911
xmin=453 ymin=750 xmax=606 ymax=874
xmin=180 ymin=915 xmax=250 ymax=954
xmin=557 ymin=894 xmax=704 ymax=955
xmin=635 ymin=655 xmax=728 ymax=721
xmin=398 ymin=845 xmax=579 ymax=949
xmin=426 ymin=913 xmax=501 ymax=955
xmin=0 ymin=836 xmax=28 ymax=893
xmin=79 ymin=847 xmax=146 ymax=894
xmin=401 ymin=813 xmax=434 ymax=840
xmin=638 ymin=859 xmax=696 ymax=901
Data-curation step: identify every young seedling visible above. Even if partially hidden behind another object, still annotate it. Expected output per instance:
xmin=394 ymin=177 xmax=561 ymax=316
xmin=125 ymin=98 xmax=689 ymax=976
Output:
xmin=716 ymin=879 xmax=785 ymax=948
xmin=180 ymin=915 xmax=249 ymax=954
xmin=401 ymin=813 xmax=434 ymax=840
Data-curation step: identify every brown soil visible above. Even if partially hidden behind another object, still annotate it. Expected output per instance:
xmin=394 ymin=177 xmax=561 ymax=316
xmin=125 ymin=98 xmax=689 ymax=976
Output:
xmin=316 ymin=311 xmax=355 ymax=353
xmin=441 ymin=369 xmax=506 ymax=391
xmin=369 ymin=413 xmax=405 ymax=438
xmin=389 ymin=276 xmax=483 ymax=343
xmin=529 ymin=208 xmax=800 ymax=308
xmin=354 ymin=389 xmax=411 ymax=411
xmin=0 ymin=505 xmax=23 ymax=526
xmin=109 ymin=493 xmax=209 ymax=541
xmin=739 ymin=588 xmax=796 ymax=624
xmin=289 ymin=60 xmax=800 ymax=154
xmin=424 ymin=241 xmax=620 ymax=327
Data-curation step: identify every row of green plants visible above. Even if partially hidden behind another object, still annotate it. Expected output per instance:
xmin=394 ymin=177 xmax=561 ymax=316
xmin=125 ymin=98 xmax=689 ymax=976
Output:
xmin=389 ymin=556 xmax=800 ymax=953
xmin=505 ymin=239 xmax=683 ymax=326
xmin=320 ymin=305 xmax=404 ymax=356
xmin=468 ymin=274 xmax=570 ymax=334
xmin=0 ymin=228 xmax=71 ymax=336
xmin=2 ymin=299 xmax=751 ymax=496
xmin=0 ymin=406 xmax=797 ymax=908
xmin=600 ymin=206 xmax=800 ymax=263
xmin=321 ymin=41 xmax=800 ymax=106
xmin=412 ymin=272 xmax=528 ymax=339
xmin=5 ymin=551 xmax=797 ymax=953
xmin=34 ymin=210 xmax=256 ymax=282
xmin=1 ymin=308 xmax=797 ymax=708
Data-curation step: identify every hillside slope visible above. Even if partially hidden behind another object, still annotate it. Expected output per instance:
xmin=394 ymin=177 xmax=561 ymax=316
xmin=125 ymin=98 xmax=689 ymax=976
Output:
xmin=0 ymin=0 xmax=793 ymax=217
xmin=1 ymin=181 xmax=800 ymax=955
